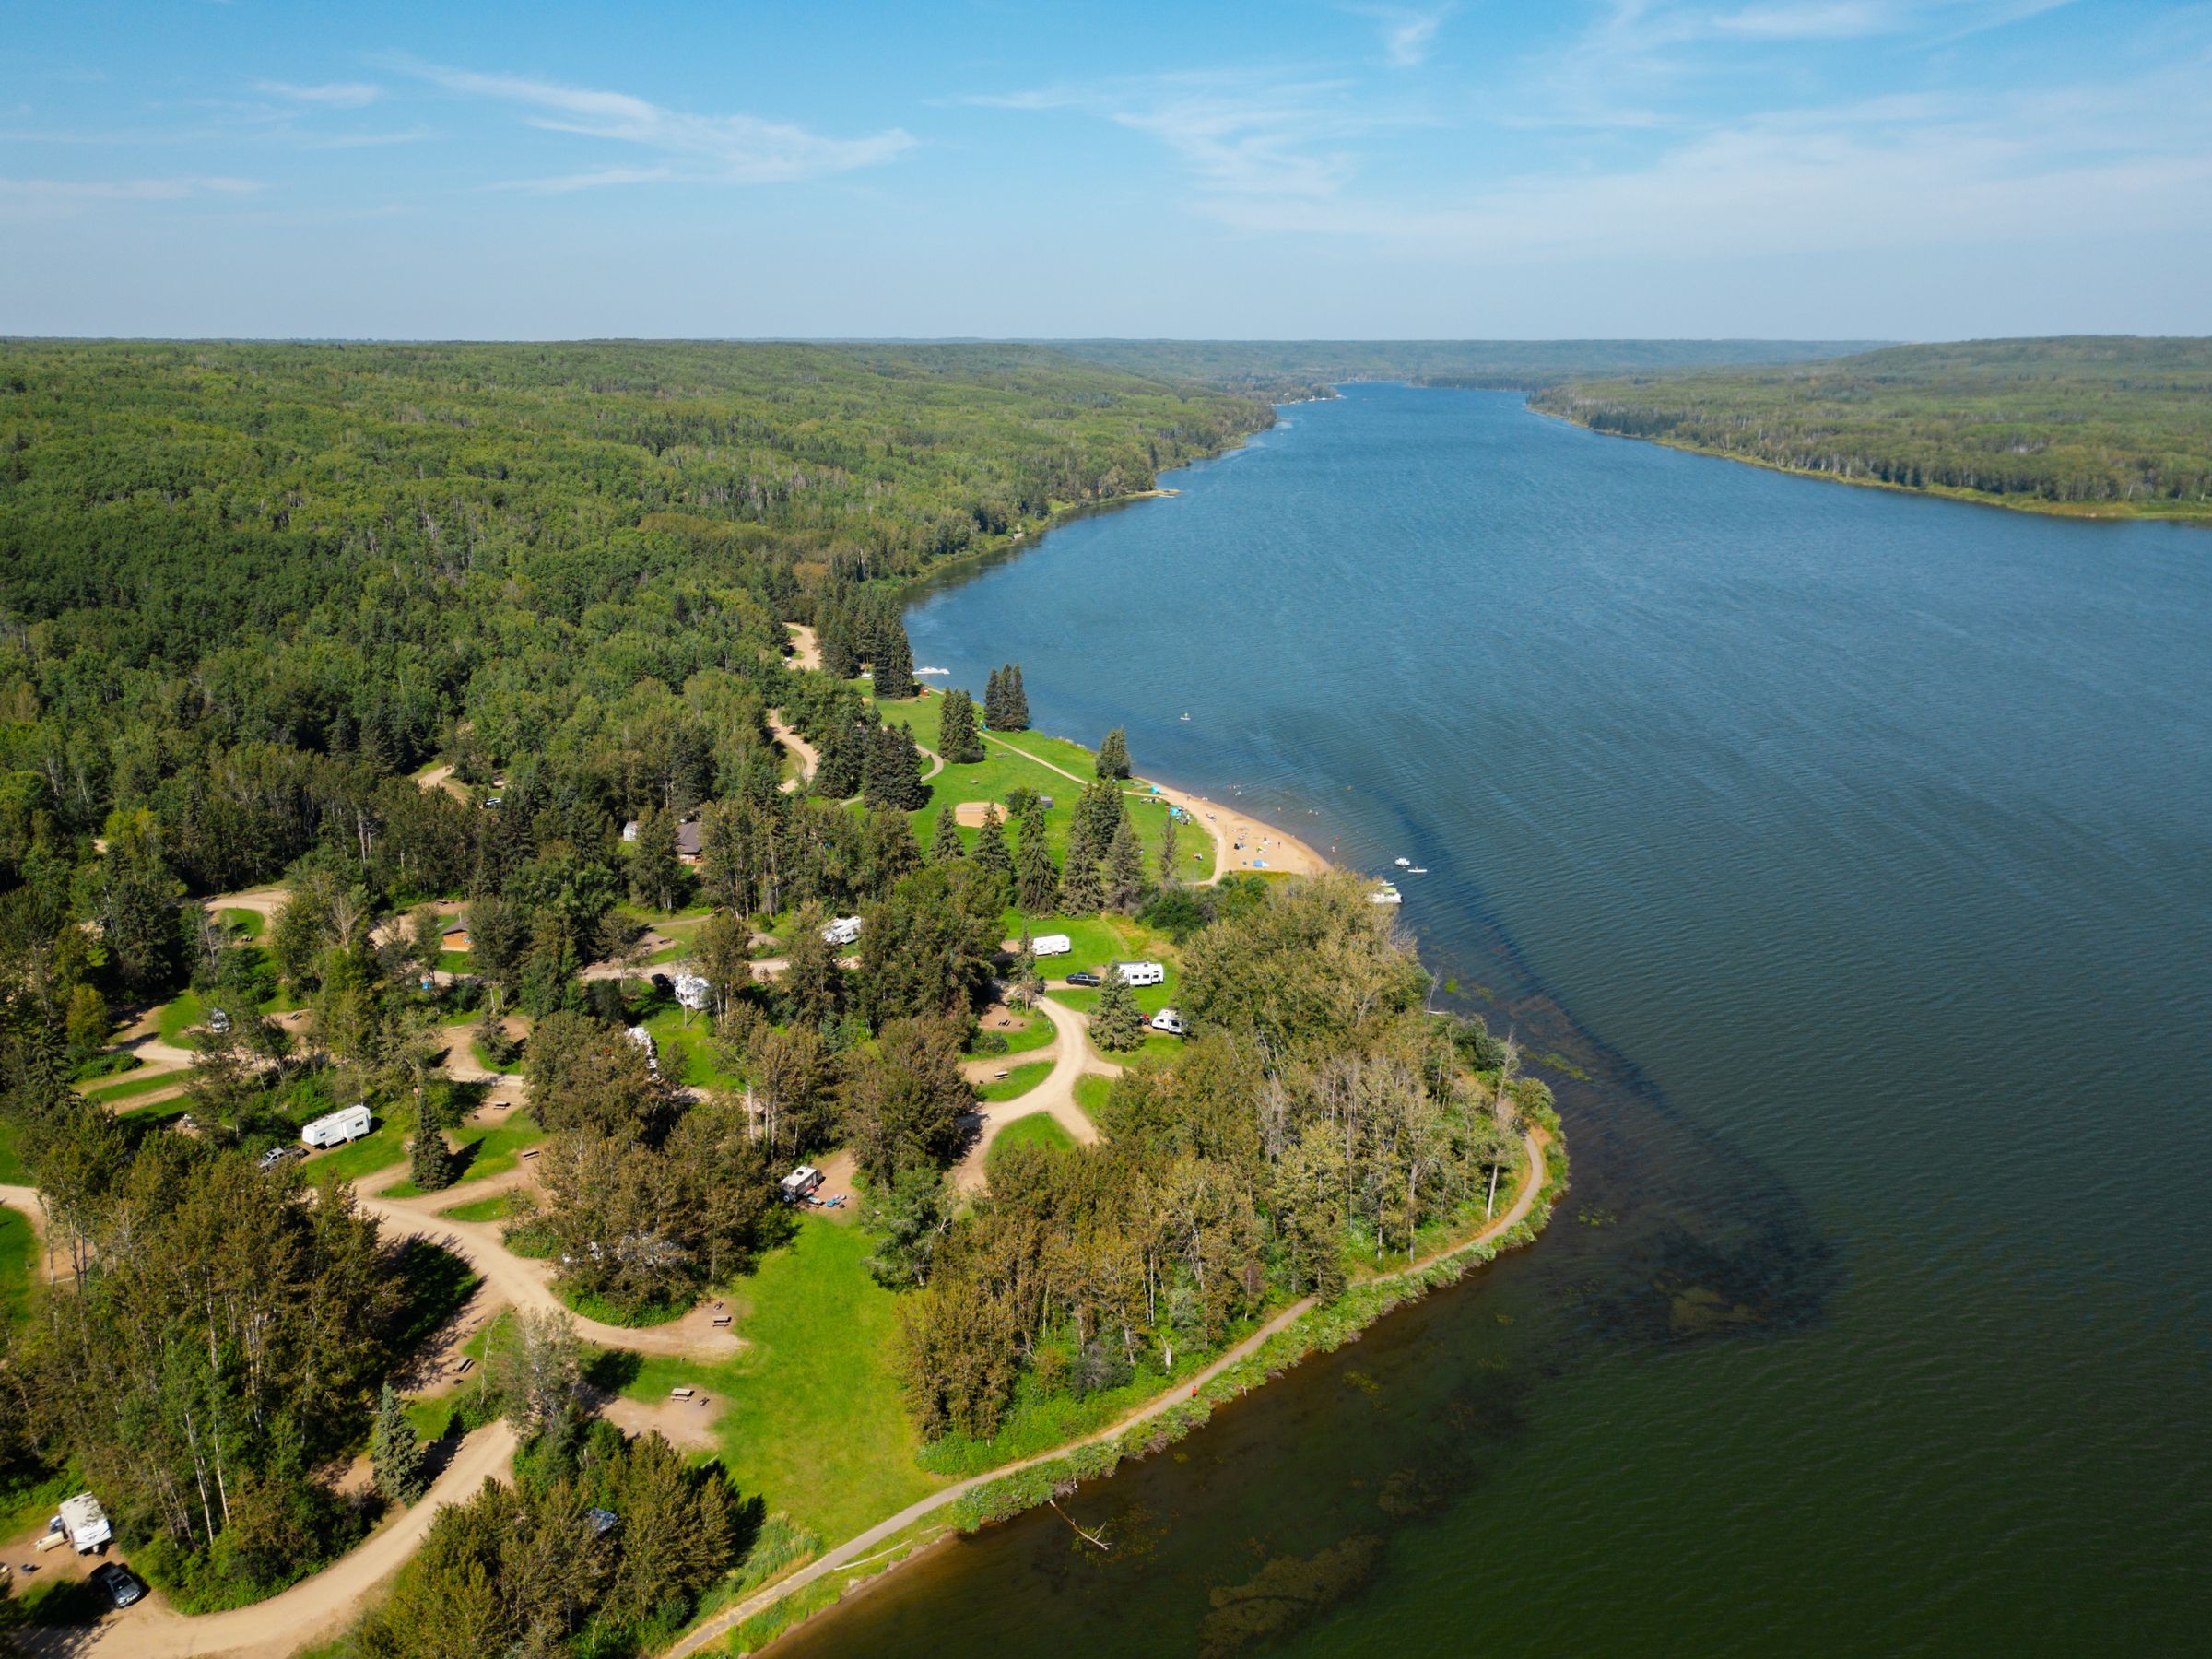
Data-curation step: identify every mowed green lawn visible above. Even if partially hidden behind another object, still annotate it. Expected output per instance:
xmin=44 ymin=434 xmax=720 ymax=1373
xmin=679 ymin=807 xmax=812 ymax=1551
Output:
xmin=0 ymin=1204 xmax=40 ymax=1335
xmin=383 ymin=1111 xmax=545 ymax=1197
xmin=621 ymin=1217 xmax=943 ymax=1544
xmin=974 ymin=1061 xmax=1051 ymax=1103
xmin=867 ymin=688 xmax=1215 ymax=882
xmin=986 ymin=1112 xmax=1075 ymax=1175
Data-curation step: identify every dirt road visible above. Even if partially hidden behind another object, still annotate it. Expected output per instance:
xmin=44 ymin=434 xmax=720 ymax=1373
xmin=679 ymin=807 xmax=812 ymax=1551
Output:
xmin=948 ymin=997 xmax=1105 ymax=1193
xmin=30 ymin=1422 xmax=520 ymax=1659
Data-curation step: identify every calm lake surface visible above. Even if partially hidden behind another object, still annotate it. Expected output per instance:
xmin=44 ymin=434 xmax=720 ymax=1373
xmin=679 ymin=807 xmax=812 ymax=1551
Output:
xmin=784 ymin=384 xmax=2212 ymax=1655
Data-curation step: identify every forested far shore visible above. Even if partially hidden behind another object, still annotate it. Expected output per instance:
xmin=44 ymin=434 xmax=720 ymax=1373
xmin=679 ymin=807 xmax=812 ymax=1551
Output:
xmin=1528 ymin=335 xmax=2212 ymax=518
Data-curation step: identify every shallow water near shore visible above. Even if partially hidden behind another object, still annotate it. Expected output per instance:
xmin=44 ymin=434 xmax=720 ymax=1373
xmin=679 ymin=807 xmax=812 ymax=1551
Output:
xmin=776 ymin=384 xmax=2211 ymax=1655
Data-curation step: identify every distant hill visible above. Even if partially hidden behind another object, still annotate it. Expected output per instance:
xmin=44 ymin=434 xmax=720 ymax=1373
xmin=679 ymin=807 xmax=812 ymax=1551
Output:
xmin=1047 ymin=339 xmax=1890 ymax=399
xmin=1527 ymin=336 xmax=2212 ymax=521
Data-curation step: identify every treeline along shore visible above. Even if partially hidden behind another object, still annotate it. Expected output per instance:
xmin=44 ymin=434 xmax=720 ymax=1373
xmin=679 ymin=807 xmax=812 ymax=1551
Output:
xmin=0 ymin=337 xmax=1561 ymax=1658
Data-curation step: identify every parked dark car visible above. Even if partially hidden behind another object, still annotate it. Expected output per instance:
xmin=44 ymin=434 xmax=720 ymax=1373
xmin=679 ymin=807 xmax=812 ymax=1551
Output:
xmin=649 ymin=973 xmax=673 ymax=995
xmin=90 ymin=1561 xmax=147 ymax=1609
xmin=1065 ymin=971 xmax=1102 ymax=988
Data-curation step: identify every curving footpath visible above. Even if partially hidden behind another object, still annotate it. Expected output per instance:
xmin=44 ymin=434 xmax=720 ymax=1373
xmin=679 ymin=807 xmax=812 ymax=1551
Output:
xmin=665 ymin=1124 xmax=1549 ymax=1659
xmin=947 ymin=997 xmax=1105 ymax=1194
xmin=29 ymin=1421 xmax=520 ymax=1659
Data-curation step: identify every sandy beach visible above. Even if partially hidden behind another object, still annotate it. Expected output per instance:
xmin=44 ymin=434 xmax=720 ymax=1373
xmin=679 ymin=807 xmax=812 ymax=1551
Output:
xmin=1135 ymin=778 xmax=1331 ymax=882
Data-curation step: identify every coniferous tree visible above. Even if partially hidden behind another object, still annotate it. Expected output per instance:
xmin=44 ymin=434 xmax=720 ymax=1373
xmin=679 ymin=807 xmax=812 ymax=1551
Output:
xmin=1158 ymin=806 xmax=1182 ymax=884
xmin=814 ymin=719 xmax=864 ymax=800
xmin=939 ymin=688 xmax=984 ymax=763
xmin=974 ymin=806 xmax=1014 ymax=899
xmin=1003 ymin=664 xmax=1030 ymax=731
xmin=819 ymin=601 xmax=860 ymax=680
xmin=1068 ymin=780 xmax=1122 ymax=873
xmin=931 ymin=803 xmax=964 ymax=864
xmin=629 ymin=806 xmax=688 ymax=913
xmin=1106 ymin=814 xmax=1147 ymax=912
xmin=1016 ymin=821 xmax=1060 ymax=913
xmin=983 ymin=666 xmax=1005 ymax=730
xmin=861 ymin=724 xmax=930 ymax=812
xmin=1058 ymin=848 xmax=1103 ymax=916
xmin=371 ymin=1381 xmax=429 ymax=1504
xmin=410 ymin=1090 xmax=455 ymax=1192
xmin=1096 ymin=727 xmax=1131 ymax=780
xmin=1092 ymin=969 xmax=1146 ymax=1052
xmin=874 ymin=616 xmax=919 ymax=700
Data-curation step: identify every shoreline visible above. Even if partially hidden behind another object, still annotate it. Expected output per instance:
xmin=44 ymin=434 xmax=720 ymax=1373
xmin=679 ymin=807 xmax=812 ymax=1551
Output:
xmin=1529 ymin=404 xmax=2212 ymax=525
xmin=672 ymin=1125 xmax=1562 ymax=1658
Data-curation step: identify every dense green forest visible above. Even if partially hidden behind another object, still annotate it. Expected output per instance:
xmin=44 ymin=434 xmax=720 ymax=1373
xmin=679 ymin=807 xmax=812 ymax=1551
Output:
xmin=1528 ymin=336 xmax=2212 ymax=517
xmin=1051 ymin=337 xmax=1887 ymax=399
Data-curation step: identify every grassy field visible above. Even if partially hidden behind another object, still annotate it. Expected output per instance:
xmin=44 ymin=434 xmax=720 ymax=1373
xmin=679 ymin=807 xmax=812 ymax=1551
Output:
xmin=438 ymin=1191 xmax=530 ymax=1223
xmin=986 ymin=1112 xmax=1076 ymax=1175
xmin=1074 ymin=1074 xmax=1114 ymax=1119
xmin=967 ymin=1003 xmax=1053 ymax=1058
xmin=974 ymin=1061 xmax=1052 ymax=1103
xmin=218 ymin=906 xmax=265 ymax=941
xmin=620 ymin=1217 xmax=942 ymax=1543
xmin=153 ymin=989 xmax=206 ymax=1046
xmin=865 ymin=687 xmax=1215 ymax=883
xmin=0 ymin=1204 xmax=40 ymax=1335
xmin=641 ymin=1003 xmax=741 ymax=1091
xmin=79 ymin=1069 xmax=184 ymax=1106
xmin=382 ymin=1111 xmax=545 ymax=1198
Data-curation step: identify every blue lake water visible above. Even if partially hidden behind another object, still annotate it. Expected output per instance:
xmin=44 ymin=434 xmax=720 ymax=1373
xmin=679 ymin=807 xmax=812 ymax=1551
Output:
xmin=782 ymin=383 xmax=2211 ymax=1654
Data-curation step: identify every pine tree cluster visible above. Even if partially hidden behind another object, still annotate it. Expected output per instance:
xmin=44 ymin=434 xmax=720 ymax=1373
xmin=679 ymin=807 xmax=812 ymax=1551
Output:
xmin=938 ymin=688 xmax=985 ymax=763
xmin=983 ymin=663 xmax=1029 ymax=731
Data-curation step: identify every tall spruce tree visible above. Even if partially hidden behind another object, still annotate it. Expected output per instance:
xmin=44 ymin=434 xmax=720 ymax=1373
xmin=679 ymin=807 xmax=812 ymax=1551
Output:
xmin=931 ymin=803 xmax=963 ymax=864
xmin=1004 ymin=664 xmax=1030 ymax=730
xmin=410 ymin=1091 xmax=455 ymax=1192
xmin=939 ymin=688 xmax=984 ymax=763
xmin=1106 ymin=814 xmax=1147 ymax=912
xmin=819 ymin=602 xmax=860 ymax=680
xmin=1058 ymin=849 xmax=1103 ymax=915
xmin=984 ymin=666 xmax=1005 ymax=730
xmin=1096 ymin=727 xmax=1131 ymax=780
xmin=814 ymin=719 xmax=863 ymax=800
xmin=1092 ymin=970 xmax=1146 ymax=1052
xmin=874 ymin=617 xmax=919 ymax=700
xmin=371 ymin=1381 xmax=429 ymax=1503
xmin=974 ymin=806 xmax=1014 ymax=899
xmin=1016 ymin=821 xmax=1060 ymax=912
xmin=1158 ymin=807 xmax=1182 ymax=884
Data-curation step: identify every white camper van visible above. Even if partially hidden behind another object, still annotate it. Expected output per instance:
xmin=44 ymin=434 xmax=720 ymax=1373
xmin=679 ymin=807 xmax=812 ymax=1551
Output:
xmin=1030 ymin=934 xmax=1073 ymax=958
xmin=822 ymin=915 xmax=864 ymax=947
xmin=1149 ymin=1008 xmax=1188 ymax=1037
xmin=674 ymin=971 xmax=712 ymax=1011
xmin=1111 ymin=960 xmax=1166 ymax=988
xmin=300 ymin=1103 xmax=372 ymax=1148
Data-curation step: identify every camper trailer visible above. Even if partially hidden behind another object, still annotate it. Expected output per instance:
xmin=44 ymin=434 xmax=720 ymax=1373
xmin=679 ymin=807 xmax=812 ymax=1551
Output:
xmin=300 ymin=1104 xmax=372 ymax=1148
xmin=674 ymin=971 xmax=712 ymax=1012
xmin=822 ymin=915 xmax=864 ymax=947
xmin=1030 ymin=934 xmax=1073 ymax=958
xmin=625 ymin=1026 xmax=659 ymax=1078
xmin=1111 ymin=960 xmax=1166 ymax=988
xmin=780 ymin=1165 xmax=824 ymax=1204
xmin=56 ymin=1493 xmax=112 ymax=1554
xmin=1149 ymin=1008 xmax=1188 ymax=1037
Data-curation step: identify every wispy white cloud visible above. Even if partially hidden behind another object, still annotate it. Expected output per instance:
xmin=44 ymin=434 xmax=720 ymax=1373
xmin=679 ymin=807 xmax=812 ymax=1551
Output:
xmin=253 ymin=79 xmax=382 ymax=108
xmin=1343 ymin=4 xmax=1458 ymax=66
xmin=395 ymin=60 xmax=914 ymax=186
xmin=0 ymin=174 xmax=262 ymax=218
xmin=971 ymin=72 xmax=1397 ymax=200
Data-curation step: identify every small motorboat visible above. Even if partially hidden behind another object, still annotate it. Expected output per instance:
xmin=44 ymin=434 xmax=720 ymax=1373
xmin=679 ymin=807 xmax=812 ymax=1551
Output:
xmin=917 ymin=665 xmax=951 ymax=676
xmin=1181 ymin=712 xmax=1191 ymax=721
xmin=1394 ymin=857 xmax=1411 ymax=868
xmin=1408 ymin=866 xmax=1428 ymax=875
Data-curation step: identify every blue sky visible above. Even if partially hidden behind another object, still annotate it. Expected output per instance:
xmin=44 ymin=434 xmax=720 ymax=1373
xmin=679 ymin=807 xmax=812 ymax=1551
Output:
xmin=4 ymin=0 xmax=2207 ymax=339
